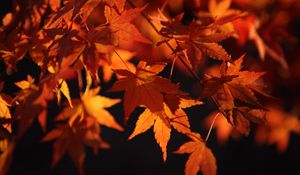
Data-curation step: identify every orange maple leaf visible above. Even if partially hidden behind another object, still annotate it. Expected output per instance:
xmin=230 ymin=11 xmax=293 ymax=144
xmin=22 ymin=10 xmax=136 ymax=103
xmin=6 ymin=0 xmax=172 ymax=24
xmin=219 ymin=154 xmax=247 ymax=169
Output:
xmin=0 ymin=0 xmax=51 ymax=70
xmin=104 ymin=4 xmax=151 ymax=44
xmin=109 ymin=61 xmax=181 ymax=121
xmin=201 ymin=55 xmax=266 ymax=108
xmin=45 ymin=0 xmax=102 ymax=28
xmin=159 ymin=13 xmax=234 ymax=70
xmin=14 ymin=69 xmax=76 ymax=136
xmin=42 ymin=118 xmax=110 ymax=175
xmin=174 ymin=133 xmax=217 ymax=175
xmin=14 ymin=78 xmax=54 ymax=138
xmin=255 ymin=105 xmax=300 ymax=152
xmin=43 ymin=74 xmax=122 ymax=174
xmin=206 ymin=0 xmax=242 ymax=33
xmin=56 ymin=82 xmax=123 ymax=131
xmin=200 ymin=55 xmax=268 ymax=135
xmin=233 ymin=14 xmax=291 ymax=69
xmin=129 ymin=98 xmax=202 ymax=161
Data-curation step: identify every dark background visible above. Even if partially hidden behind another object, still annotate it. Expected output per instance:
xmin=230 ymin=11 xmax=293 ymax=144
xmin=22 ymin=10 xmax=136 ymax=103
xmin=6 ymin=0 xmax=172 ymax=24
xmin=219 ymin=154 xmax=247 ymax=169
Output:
xmin=2 ymin=57 xmax=300 ymax=175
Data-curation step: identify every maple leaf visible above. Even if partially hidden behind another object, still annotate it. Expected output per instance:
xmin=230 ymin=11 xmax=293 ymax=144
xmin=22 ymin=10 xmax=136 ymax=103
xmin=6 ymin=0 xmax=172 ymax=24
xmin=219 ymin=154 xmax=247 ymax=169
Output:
xmin=81 ymin=87 xmax=123 ymax=131
xmin=0 ymin=0 xmax=50 ymax=69
xmin=42 ymin=19 xmax=113 ymax=83
xmin=51 ymin=22 xmax=113 ymax=83
xmin=209 ymin=0 xmax=233 ymax=18
xmin=104 ymin=4 xmax=151 ymax=44
xmin=14 ymin=69 xmax=75 ymax=136
xmin=40 ymin=21 xmax=85 ymax=75
xmin=45 ymin=0 xmax=102 ymax=28
xmin=129 ymin=98 xmax=202 ymax=161
xmin=43 ymin=72 xmax=121 ymax=174
xmin=42 ymin=118 xmax=110 ymax=175
xmin=174 ymin=133 xmax=217 ymax=175
xmin=153 ymin=113 xmax=171 ymax=162
xmin=14 ymin=80 xmax=54 ymax=138
xmin=109 ymin=61 xmax=180 ymax=121
xmin=200 ymin=55 xmax=268 ymax=135
xmin=204 ymin=0 xmax=242 ymax=35
xmin=225 ymin=107 xmax=266 ymax=136
xmin=255 ymin=106 xmax=300 ymax=152
xmin=232 ymin=14 xmax=291 ymax=69
xmin=79 ymin=27 xmax=114 ymax=83
xmin=201 ymin=55 xmax=267 ymax=106
xmin=159 ymin=14 xmax=233 ymax=70
xmin=56 ymin=85 xmax=123 ymax=131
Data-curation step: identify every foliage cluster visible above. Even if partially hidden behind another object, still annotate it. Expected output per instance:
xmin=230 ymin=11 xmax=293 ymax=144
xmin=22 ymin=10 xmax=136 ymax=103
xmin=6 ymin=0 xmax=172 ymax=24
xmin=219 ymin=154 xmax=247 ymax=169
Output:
xmin=1 ymin=0 xmax=300 ymax=175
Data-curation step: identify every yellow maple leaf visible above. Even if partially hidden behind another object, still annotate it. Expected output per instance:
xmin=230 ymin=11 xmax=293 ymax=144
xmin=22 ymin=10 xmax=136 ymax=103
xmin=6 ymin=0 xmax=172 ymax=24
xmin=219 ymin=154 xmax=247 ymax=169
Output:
xmin=81 ymin=87 xmax=123 ymax=131
xmin=56 ymin=71 xmax=123 ymax=131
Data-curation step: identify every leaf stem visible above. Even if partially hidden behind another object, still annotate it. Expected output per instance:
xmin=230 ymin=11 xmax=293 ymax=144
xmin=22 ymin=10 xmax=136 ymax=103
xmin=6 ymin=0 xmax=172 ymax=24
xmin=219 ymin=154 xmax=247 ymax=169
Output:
xmin=169 ymin=55 xmax=176 ymax=79
xmin=77 ymin=70 xmax=83 ymax=95
xmin=205 ymin=112 xmax=220 ymax=142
